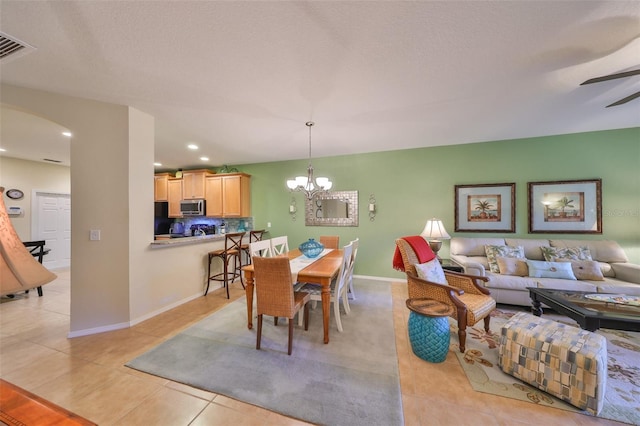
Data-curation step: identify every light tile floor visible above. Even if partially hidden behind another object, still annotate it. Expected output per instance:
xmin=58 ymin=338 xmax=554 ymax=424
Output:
xmin=0 ymin=269 xmax=622 ymax=425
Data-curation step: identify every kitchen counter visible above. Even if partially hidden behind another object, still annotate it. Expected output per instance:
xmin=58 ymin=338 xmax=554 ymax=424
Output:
xmin=150 ymin=234 xmax=226 ymax=248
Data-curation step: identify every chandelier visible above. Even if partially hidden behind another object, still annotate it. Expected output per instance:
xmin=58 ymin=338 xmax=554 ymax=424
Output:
xmin=286 ymin=121 xmax=333 ymax=199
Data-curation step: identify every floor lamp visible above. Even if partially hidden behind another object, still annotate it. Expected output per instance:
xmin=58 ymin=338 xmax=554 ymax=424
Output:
xmin=0 ymin=187 xmax=56 ymax=296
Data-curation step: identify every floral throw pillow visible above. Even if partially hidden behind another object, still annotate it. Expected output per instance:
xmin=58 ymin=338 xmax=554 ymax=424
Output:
xmin=484 ymin=245 xmax=525 ymax=273
xmin=541 ymin=246 xmax=592 ymax=262
xmin=414 ymin=259 xmax=447 ymax=285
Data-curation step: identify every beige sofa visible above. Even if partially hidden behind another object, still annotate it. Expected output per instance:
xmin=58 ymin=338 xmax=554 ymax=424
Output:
xmin=450 ymin=237 xmax=640 ymax=306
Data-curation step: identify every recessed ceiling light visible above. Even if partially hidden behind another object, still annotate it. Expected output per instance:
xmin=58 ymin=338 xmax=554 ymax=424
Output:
xmin=200 ymin=157 xmax=209 ymax=161
xmin=62 ymin=131 xmax=72 ymax=137
xmin=154 ymin=162 xmax=162 ymax=167
xmin=187 ymin=144 xmax=199 ymax=150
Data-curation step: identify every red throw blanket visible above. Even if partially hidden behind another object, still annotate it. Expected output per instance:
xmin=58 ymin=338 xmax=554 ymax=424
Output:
xmin=393 ymin=236 xmax=436 ymax=271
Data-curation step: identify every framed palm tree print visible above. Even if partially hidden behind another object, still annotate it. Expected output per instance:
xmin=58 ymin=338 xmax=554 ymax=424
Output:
xmin=455 ymin=183 xmax=516 ymax=232
xmin=528 ymin=179 xmax=602 ymax=234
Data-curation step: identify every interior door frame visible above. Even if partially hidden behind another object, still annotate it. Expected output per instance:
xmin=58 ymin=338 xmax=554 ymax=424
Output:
xmin=30 ymin=189 xmax=71 ymax=269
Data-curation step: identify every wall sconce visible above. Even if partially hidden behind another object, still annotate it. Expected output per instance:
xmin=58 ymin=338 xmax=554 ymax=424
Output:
xmin=289 ymin=197 xmax=297 ymax=221
xmin=368 ymin=194 xmax=376 ymax=221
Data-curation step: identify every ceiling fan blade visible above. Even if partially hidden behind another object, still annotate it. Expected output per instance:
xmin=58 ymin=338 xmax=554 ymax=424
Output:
xmin=606 ymin=90 xmax=640 ymax=107
xmin=581 ymin=69 xmax=640 ymax=85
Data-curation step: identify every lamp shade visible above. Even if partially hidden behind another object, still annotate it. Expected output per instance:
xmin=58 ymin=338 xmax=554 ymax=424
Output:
xmin=420 ymin=218 xmax=451 ymax=240
xmin=0 ymin=187 xmax=56 ymax=296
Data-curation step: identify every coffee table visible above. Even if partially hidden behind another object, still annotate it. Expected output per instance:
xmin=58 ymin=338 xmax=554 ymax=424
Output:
xmin=528 ymin=287 xmax=640 ymax=332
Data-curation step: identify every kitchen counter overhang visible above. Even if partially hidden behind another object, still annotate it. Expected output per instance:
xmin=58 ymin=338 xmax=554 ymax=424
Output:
xmin=151 ymin=234 xmax=226 ymax=247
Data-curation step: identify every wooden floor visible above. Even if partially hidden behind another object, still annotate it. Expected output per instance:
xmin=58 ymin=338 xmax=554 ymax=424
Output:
xmin=0 ymin=269 xmax=622 ymax=425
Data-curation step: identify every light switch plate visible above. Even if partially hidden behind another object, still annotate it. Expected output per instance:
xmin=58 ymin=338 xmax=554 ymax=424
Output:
xmin=90 ymin=229 xmax=101 ymax=241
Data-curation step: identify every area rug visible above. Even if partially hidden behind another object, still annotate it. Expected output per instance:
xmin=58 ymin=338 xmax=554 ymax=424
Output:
xmin=126 ymin=279 xmax=403 ymax=426
xmin=451 ymin=307 xmax=640 ymax=425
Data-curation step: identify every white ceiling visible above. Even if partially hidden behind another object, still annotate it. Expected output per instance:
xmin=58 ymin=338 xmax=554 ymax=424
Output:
xmin=1 ymin=1 xmax=639 ymax=170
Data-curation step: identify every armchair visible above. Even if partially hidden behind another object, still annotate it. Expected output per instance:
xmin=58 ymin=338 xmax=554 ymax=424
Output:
xmin=395 ymin=238 xmax=496 ymax=353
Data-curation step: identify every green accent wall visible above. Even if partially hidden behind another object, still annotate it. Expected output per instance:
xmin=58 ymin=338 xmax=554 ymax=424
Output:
xmin=239 ymin=127 xmax=640 ymax=278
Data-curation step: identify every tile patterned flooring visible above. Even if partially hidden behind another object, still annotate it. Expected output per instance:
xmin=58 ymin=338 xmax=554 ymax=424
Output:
xmin=0 ymin=269 xmax=622 ymax=425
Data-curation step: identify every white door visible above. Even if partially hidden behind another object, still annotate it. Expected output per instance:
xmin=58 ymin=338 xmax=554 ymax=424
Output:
xmin=34 ymin=192 xmax=71 ymax=269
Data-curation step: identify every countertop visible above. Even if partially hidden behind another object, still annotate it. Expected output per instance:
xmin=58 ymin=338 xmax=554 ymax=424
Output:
xmin=150 ymin=233 xmax=226 ymax=248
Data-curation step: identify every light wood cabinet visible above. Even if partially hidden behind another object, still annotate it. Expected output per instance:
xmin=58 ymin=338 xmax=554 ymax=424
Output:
xmin=154 ymin=173 xmax=170 ymax=201
xmin=168 ymin=178 xmax=183 ymax=218
xmin=182 ymin=169 xmax=215 ymax=199
xmin=205 ymin=173 xmax=251 ymax=217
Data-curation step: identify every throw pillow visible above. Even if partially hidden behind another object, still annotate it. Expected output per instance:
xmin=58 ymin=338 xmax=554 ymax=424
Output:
xmin=540 ymin=246 xmax=592 ymax=262
xmin=496 ymin=256 xmax=528 ymax=277
xmin=557 ymin=259 xmax=605 ymax=281
xmin=414 ymin=259 xmax=447 ymax=285
xmin=484 ymin=245 xmax=525 ymax=273
xmin=526 ymin=260 xmax=576 ymax=280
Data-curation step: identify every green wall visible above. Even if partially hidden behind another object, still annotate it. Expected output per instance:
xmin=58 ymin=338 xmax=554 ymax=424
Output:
xmin=239 ymin=127 xmax=640 ymax=279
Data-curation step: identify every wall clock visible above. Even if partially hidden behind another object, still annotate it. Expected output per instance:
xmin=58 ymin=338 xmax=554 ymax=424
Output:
xmin=6 ymin=189 xmax=24 ymax=200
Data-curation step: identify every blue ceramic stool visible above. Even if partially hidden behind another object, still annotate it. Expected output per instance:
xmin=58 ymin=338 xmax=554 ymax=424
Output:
xmin=406 ymin=298 xmax=454 ymax=363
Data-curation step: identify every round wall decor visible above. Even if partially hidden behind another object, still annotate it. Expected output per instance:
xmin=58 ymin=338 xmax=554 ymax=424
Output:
xmin=6 ymin=189 xmax=24 ymax=200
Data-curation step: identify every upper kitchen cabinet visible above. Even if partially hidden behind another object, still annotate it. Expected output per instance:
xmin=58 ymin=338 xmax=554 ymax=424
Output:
xmin=205 ymin=173 xmax=251 ymax=217
xmin=168 ymin=178 xmax=183 ymax=218
xmin=182 ymin=169 xmax=216 ymax=199
xmin=154 ymin=173 xmax=171 ymax=201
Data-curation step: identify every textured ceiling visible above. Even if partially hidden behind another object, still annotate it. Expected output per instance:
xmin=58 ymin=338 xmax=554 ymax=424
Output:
xmin=1 ymin=1 xmax=639 ymax=169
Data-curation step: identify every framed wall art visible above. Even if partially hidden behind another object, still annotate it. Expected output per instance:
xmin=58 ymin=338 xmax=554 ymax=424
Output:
xmin=528 ymin=179 xmax=602 ymax=234
xmin=454 ymin=183 xmax=515 ymax=232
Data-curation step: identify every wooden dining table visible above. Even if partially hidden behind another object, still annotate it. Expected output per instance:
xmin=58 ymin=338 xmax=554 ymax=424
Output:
xmin=242 ymin=248 xmax=343 ymax=344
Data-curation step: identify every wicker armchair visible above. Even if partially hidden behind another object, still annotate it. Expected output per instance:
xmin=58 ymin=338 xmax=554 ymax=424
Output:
xmin=253 ymin=256 xmax=310 ymax=355
xmin=395 ymin=238 xmax=496 ymax=353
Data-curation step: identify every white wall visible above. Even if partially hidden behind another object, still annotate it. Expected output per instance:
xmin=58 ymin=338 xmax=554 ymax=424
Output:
xmin=2 ymin=84 xmax=224 ymax=337
xmin=0 ymin=157 xmax=70 ymax=240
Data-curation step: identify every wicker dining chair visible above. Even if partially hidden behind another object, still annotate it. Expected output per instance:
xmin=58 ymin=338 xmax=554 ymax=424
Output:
xmin=253 ymin=256 xmax=310 ymax=355
xmin=395 ymin=238 xmax=496 ymax=353
xmin=319 ymin=235 xmax=340 ymax=249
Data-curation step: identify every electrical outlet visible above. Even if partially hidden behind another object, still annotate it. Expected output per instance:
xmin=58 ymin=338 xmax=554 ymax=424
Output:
xmin=90 ymin=229 xmax=101 ymax=241
xmin=267 ymin=222 xmax=271 ymax=228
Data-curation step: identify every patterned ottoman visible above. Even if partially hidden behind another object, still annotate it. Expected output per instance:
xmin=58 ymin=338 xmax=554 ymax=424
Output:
xmin=498 ymin=312 xmax=607 ymax=415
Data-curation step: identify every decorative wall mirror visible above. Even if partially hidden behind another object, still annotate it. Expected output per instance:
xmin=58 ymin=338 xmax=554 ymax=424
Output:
xmin=305 ymin=190 xmax=359 ymax=227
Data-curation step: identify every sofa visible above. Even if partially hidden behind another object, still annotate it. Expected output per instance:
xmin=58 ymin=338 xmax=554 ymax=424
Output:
xmin=449 ymin=237 xmax=640 ymax=306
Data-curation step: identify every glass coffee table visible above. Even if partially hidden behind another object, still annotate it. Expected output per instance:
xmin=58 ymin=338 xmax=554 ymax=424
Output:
xmin=528 ymin=287 xmax=640 ymax=332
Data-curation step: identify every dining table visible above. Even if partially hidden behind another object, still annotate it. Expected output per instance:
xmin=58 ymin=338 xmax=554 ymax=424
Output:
xmin=243 ymin=248 xmax=344 ymax=344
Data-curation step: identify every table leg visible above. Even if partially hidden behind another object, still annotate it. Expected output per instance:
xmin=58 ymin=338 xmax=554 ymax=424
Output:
xmin=321 ymin=279 xmax=330 ymax=344
xmin=531 ymin=298 xmax=543 ymax=316
xmin=245 ymin=273 xmax=254 ymax=329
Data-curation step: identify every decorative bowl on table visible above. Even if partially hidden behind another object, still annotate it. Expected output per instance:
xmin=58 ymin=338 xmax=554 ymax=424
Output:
xmin=299 ymin=238 xmax=324 ymax=258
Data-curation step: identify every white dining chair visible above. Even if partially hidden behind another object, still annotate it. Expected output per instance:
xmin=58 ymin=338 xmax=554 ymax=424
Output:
xmin=297 ymin=242 xmax=353 ymax=332
xmin=250 ymin=239 xmax=272 ymax=258
xmin=347 ymin=238 xmax=359 ymax=300
xmin=270 ymin=236 xmax=289 ymax=255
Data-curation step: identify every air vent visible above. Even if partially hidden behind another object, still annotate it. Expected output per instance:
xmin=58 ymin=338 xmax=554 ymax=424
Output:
xmin=0 ymin=32 xmax=35 ymax=63
xmin=43 ymin=158 xmax=62 ymax=163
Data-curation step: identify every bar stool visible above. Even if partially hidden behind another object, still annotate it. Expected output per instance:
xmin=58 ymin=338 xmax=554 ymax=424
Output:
xmin=240 ymin=229 xmax=266 ymax=266
xmin=206 ymin=232 xmax=246 ymax=298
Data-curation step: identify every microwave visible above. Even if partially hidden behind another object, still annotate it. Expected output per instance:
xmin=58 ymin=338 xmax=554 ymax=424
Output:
xmin=180 ymin=199 xmax=205 ymax=216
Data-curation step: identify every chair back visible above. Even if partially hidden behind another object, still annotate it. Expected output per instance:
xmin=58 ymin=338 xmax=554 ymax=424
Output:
xmin=270 ymin=236 xmax=289 ymax=255
xmin=335 ymin=242 xmax=354 ymax=299
xmin=249 ymin=229 xmax=266 ymax=243
xmin=253 ymin=257 xmax=296 ymax=318
xmin=224 ymin=232 xmax=245 ymax=252
xmin=395 ymin=238 xmax=420 ymax=275
xmin=250 ymin=239 xmax=272 ymax=258
xmin=347 ymin=238 xmax=359 ymax=281
xmin=319 ymin=235 xmax=339 ymax=249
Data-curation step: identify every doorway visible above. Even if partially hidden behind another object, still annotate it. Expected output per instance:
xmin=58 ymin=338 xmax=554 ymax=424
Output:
xmin=31 ymin=191 xmax=71 ymax=269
